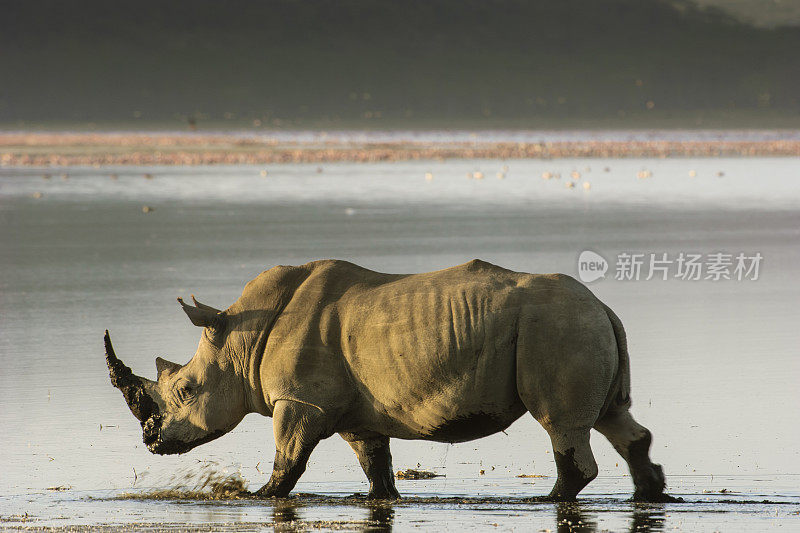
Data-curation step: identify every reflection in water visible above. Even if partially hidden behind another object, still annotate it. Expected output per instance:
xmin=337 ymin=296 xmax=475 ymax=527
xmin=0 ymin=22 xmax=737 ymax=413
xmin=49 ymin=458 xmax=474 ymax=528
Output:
xmin=554 ymin=502 xmax=667 ymax=532
xmin=272 ymin=501 xmax=300 ymax=525
xmin=556 ymin=503 xmax=597 ymax=532
xmin=268 ymin=500 xmax=395 ymax=531
xmin=630 ymin=505 xmax=666 ymax=532
xmin=366 ymin=503 xmax=394 ymax=532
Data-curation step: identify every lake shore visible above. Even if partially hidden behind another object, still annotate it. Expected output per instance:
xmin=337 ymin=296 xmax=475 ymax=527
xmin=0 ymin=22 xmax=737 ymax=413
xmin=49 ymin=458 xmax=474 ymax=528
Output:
xmin=2 ymin=132 xmax=800 ymax=167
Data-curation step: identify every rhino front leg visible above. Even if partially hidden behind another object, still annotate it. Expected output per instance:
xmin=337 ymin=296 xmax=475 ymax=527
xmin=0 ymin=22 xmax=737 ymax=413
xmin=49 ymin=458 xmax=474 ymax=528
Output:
xmin=341 ymin=434 xmax=400 ymax=500
xmin=256 ymin=400 xmax=327 ymax=498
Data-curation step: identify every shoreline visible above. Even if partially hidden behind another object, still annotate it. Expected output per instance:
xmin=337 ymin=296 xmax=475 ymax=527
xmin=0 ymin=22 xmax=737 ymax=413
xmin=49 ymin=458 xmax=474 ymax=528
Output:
xmin=2 ymin=132 xmax=799 ymax=166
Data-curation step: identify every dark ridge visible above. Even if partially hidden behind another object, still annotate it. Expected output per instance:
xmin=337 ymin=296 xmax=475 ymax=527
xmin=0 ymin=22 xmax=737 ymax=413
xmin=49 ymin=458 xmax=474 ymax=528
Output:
xmin=2 ymin=0 xmax=799 ymax=126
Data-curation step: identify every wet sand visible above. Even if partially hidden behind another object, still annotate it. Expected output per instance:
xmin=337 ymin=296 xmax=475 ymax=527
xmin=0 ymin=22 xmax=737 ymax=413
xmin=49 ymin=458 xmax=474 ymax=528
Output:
xmin=2 ymin=131 xmax=800 ymax=166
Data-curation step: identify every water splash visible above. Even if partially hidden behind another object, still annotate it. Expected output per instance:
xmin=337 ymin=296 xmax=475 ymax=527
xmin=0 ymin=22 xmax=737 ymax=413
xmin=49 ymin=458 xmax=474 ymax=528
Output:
xmin=119 ymin=461 xmax=248 ymax=500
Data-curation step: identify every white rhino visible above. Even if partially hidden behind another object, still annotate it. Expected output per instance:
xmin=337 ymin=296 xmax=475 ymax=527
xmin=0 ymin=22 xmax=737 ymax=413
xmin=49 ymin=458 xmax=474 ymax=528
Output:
xmin=105 ymin=259 xmax=675 ymax=501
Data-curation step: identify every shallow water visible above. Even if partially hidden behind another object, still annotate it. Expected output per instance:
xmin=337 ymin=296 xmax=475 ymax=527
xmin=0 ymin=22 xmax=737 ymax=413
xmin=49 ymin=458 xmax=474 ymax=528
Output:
xmin=1 ymin=157 xmax=799 ymax=530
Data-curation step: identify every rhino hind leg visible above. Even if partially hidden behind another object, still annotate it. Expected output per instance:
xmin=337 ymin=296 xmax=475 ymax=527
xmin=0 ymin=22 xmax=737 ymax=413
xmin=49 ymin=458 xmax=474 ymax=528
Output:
xmin=594 ymin=410 xmax=678 ymax=502
xmin=256 ymin=400 xmax=326 ymax=498
xmin=545 ymin=427 xmax=599 ymax=501
xmin=342 ymin=434 xmax=400 ymax=500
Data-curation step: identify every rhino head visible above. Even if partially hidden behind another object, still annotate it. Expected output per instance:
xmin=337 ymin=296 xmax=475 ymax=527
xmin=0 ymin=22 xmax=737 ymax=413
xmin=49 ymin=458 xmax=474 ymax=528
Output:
xmin=105 ymin=296 xmax=247 ymax=455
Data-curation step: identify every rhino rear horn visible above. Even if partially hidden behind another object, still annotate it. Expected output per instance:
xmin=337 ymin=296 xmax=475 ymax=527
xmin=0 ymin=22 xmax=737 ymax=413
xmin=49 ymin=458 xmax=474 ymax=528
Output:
xmin=177 ymin=297 xmax=225 ymax=329
xmin=104 ymin=330 xmax=159 ymax=422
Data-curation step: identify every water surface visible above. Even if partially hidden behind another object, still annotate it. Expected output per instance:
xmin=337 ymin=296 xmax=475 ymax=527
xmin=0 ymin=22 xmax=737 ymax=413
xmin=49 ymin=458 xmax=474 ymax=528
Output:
xmin=1 ymin=158 xmax=799 ymax=530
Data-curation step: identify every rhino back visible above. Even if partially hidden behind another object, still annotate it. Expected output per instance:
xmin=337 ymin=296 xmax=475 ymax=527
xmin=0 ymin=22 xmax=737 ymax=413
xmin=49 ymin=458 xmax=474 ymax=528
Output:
xmin=335 ymin=260 xmax=587 ymax=441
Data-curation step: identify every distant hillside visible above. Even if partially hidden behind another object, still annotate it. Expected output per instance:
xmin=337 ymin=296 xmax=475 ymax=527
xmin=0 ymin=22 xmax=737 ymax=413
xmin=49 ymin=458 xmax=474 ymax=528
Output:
xmin=2 ymin=0 xmax=799 ymax=128
xmin=694 ymin=0 xmax=800 ymax=27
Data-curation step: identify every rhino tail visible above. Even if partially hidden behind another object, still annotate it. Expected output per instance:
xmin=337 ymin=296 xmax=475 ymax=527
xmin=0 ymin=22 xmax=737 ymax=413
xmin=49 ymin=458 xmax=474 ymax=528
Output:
xmin=600 ymin=303 xmax=632 ymax=418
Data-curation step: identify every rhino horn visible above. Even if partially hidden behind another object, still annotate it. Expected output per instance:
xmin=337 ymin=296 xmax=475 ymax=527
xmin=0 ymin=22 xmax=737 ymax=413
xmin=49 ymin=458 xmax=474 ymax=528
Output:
xmin=104 ymin=330 xmax=159 ymax=423
xmin=177 ymin=297 xmax=224 ymax=328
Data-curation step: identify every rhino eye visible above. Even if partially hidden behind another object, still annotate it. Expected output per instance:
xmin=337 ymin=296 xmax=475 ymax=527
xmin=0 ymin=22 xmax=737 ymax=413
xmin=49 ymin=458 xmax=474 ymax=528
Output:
xmin=176 ymin=383 xmax=195 ymax=402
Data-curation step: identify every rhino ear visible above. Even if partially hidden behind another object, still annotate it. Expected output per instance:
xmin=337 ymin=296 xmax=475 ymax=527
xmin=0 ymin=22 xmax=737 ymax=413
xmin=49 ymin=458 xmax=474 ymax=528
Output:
xmin=191 ymin=294 xmax=222 ymax=314
xmin=177 ymin=297 xmax=225 ymax=329
xmin=156 ymin=357 xmax=181 ymax=381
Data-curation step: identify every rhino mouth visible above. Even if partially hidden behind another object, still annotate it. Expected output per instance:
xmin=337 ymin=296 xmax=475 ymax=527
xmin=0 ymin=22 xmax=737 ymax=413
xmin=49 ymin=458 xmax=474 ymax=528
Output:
xmin=143 ymin=417 xmax=225 ymax=456
xmin=141 ymin=414 xmax=164 ymax=451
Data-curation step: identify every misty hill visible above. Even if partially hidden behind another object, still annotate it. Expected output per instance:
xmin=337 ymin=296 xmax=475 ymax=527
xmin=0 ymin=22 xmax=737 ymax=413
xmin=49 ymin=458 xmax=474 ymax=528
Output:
xmin=2 ymin=0 xmax=799 ymax=128
xmin=696 ymin=0 xmax=800 ymax=28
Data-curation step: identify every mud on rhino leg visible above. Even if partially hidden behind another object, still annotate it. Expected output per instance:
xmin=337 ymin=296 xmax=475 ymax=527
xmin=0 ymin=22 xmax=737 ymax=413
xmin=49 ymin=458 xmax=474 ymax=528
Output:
xmin=546 ymin=427 xmax=598 ymax=501
xmin=341 ymin=434 xmax=400 ymax=500
xmin=256 ymin=400 xmax=326 ymax=498
xmin=594 ymin=410 xmax=671 ymax=502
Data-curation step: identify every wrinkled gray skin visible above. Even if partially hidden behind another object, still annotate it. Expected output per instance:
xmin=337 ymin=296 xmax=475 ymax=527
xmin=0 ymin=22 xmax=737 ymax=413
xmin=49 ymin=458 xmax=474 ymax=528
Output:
xmin=105 ymin=259 xmax=676 ymax=502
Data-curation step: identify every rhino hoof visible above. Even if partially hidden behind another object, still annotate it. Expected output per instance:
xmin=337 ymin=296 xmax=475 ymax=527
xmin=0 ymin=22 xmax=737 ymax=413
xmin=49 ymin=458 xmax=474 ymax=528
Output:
xmin=255 ymin=485 xmax=290 ymax=499
xmin=367 ymin=492 xmax=401 ymax=501
xmin=633 ymin=492 xmax=684 ymax=503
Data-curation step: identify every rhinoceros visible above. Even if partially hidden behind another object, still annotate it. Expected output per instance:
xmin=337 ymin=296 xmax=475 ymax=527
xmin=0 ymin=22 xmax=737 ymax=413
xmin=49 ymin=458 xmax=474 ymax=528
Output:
xmin=105 ymin=259 xmax=674 ymax=501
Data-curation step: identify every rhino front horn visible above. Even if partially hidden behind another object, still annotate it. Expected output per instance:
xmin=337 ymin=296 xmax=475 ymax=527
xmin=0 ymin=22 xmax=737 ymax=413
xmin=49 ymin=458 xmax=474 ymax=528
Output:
xmin=104 ymin=330 xmax=159 ymax=423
